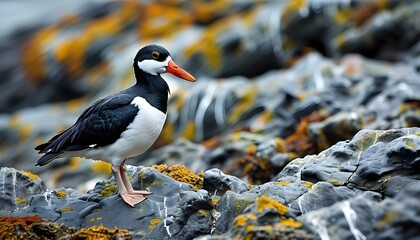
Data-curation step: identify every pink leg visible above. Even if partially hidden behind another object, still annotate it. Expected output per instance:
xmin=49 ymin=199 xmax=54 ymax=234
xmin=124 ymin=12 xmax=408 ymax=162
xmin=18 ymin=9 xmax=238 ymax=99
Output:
xmin=111 ymin=164 xmax=150 ymax=207
xmin=120 ymin=163 xmax=152 ymax=195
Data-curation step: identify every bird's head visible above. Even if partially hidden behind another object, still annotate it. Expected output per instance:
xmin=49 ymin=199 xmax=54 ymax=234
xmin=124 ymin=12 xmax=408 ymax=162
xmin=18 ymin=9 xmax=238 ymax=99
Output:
xmin=134 ymin=45 xmax=195 ymax=82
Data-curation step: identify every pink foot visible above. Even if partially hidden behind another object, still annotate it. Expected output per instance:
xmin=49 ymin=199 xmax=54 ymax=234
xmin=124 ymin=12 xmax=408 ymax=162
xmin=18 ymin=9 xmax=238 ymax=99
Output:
xmin=127 ymin=190 xmax=152 ymax=195
xmin=120 ymin=191 xmax=151 ymax=207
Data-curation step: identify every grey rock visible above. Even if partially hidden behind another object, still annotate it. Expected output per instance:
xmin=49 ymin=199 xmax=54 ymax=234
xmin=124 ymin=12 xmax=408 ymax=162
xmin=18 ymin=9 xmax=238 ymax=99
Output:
xmin=1 ymin=166 xmax=214 ymax=240
xmin=289 ymin=182 xmax=382 ymax=216
xmin=203 ymin=168 xmax=249 ymax=195
xmin=0 ymin=167 xmax=46 ymax=211
xmin=279 ymin=128 xmax=420 ymax=193
xmin=300 ymin=182 xmax=420 ymax=240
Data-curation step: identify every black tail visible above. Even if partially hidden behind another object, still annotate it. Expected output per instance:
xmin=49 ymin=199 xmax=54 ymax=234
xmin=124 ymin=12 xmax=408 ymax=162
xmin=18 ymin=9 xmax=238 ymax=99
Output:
xmin=36 ymin=152 xmax=62 ymax=166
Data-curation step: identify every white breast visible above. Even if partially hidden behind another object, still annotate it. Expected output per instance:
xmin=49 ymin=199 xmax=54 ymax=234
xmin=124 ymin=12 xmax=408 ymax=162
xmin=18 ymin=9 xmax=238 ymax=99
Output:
xmin=83 ymin=96 xmax=167 ymax=166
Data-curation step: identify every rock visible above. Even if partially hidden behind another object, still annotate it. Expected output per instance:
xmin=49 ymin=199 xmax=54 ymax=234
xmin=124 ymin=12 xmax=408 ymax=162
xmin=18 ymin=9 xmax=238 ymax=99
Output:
xmin=300 ymin=182 xmax=420 ymax=240
xmin=278 ymin=128 xmax=420 ymax=193
xmin=0 ymin=215 xmax=132 ymax=240
xmin=288 ymin=181 xmax=382 ymax=216
xmin=1 ymin=166 xmax=214 ymax=240
xmin=203 ymin=168 xmax=249 ymax=195
xmin=0 ymin=167 xmax=46 ymax=211
xmin=214 ymin=196 xmax=317 ymax=240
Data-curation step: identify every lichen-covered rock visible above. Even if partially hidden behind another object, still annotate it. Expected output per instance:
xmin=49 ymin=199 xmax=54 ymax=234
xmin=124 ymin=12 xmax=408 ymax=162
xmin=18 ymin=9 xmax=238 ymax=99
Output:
xmin=0 ymin=168 xmax=46 ymax=211
xmin=0 ymin=215 xmax=131 ymax=239
xmin=1 ymin=166 xmax=213 ymax=240
xmin=215 ymin=196 xmax=317 ymax=240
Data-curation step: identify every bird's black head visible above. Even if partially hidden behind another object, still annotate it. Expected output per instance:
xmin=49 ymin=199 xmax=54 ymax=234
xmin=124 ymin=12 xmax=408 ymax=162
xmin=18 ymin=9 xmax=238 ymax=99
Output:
xmin=133 ymin=44 xmax=195 ymax=82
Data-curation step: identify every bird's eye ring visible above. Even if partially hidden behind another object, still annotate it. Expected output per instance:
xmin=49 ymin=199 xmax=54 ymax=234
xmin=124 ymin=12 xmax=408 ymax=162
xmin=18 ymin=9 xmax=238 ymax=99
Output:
xmin=151 ymin=51 xmax=160 ymax=59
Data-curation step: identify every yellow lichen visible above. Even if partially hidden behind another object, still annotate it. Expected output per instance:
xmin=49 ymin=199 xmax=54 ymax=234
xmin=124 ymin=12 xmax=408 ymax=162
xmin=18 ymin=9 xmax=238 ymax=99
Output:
xmin=245 ymin=224 xmax=254 ymax=233
xmin=20 ymin=170 xmax=40 ymax=180
xmin=69 ymin=157 xmax=82 ymax=171
xmin=148 ymin=218 xmax=161 ymax=229
xmin=302 ymin=181 xmax=314 ymax=188
xmin=234 ymin=215 xmax=247 ymax=227
xmin=376 ymin=211 xmax=400 ymax=230
xmin=277 ymin=180 xmax=292 ymax=186
xmin=180 ymin=121 xmax=196 ymax=140
xmin=212 ymin=199 xmax=220 ymax=205
xmin=246 ymin=144 xmax=258 ymax=155
xmin=279 ymin=218 xmax=302 ymax=228
xmin=91 ymin=161 xmax=112 ymax=175
xmin=99 ymin=183 xmax=118 ymax=197
xmin=256 ymin=196 xmax=288 ymax=215
xmin=71 ymin=224 xmax=130 ymax=238
xmin=152 ymin=164 xmax=204 ymax=190
xmin=55 ymin=191 xmax=67 ymax=199
xmin=228 ymin=88 xmax=258 ymax=123
xmin=89 ymin=218 xmax=95 ymax=223
xmin=15 ymin=198 xmax=28 ymax=204
xmin=274 ymin=137 xmax=285 ymax=152
xmin=19 ymin=124 xmax=33 ymax=140
xmin=60 ymin=206 xmax=73 ymax=212
xmin=231 ymin=132 xmax=242 ymax=141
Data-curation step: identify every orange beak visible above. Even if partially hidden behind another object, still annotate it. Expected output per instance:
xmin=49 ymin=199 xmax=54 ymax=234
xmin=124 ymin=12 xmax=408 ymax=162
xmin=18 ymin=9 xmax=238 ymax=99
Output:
xmin=165 ymin=60 xmax=196 ymax=82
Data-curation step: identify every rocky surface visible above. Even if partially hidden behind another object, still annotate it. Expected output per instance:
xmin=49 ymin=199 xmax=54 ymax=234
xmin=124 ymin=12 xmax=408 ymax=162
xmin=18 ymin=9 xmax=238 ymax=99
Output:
xmin=0 ymin=0 xmax=419 ymax=239
xmin=1 ymin=128 xmax=420 ymax=239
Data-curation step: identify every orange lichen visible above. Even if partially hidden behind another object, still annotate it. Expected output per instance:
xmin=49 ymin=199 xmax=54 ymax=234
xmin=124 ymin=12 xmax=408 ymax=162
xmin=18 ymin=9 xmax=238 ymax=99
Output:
xmin=138 ymin=4 xmax=192 ymax=39
xmin=246 ymin=144 xmax=258 ymax=155
xmin=21 ymin=26 xmax=58 ymax=83
xmin=0 ymin=215 xmax=43 ymax=236
xmin=20 ymin=170 xmax=40 ymax=180
xmin=285 ymin=111 xmax=329 ymax=157
xmin=67 ymin=225 xmax=131 ymax=239
xmin=152 ymin=164 xmax=204 ymax=190
xmin=256 ymin=196 xmax=288 ymax=215
xmin=54 ymin=1 xmax=138 ymax=77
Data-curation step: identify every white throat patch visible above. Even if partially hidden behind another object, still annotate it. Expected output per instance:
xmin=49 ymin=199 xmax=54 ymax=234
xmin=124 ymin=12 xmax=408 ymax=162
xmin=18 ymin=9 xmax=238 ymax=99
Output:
xmin=137 ymin=56 xmax=172 ymax=75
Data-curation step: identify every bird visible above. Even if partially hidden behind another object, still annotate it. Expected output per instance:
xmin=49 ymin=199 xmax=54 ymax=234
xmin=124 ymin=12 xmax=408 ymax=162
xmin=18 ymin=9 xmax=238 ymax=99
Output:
xmin=35 ymin=44 xmax=196 ymax=207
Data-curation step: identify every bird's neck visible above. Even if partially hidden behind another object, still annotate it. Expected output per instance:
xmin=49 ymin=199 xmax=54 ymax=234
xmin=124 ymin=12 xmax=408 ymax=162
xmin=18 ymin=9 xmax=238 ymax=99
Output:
xmin=132 ymin=68 xmax=170 ymax=113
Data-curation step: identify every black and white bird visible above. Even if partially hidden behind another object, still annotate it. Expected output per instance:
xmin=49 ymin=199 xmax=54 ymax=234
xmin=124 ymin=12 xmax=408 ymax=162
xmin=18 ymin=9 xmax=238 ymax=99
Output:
xmin=35 ymin=45 xmax=195 ymax=207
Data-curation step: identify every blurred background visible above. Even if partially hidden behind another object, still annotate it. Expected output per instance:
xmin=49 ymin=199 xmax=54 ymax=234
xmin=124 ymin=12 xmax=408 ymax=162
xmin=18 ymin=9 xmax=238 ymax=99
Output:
xmin=0 ymin=0 xmax=419 ymax=192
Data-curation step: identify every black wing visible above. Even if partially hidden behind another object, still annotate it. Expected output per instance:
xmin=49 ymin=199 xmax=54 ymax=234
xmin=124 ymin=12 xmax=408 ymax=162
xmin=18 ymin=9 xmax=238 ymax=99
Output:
xmin=35 ymin=94 xmax=139 ymax=164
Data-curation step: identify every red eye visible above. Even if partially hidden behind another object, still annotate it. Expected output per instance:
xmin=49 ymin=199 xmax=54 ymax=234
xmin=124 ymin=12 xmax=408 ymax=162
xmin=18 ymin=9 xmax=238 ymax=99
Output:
xmin=151 ymin=51 xmax=160 ymax=59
